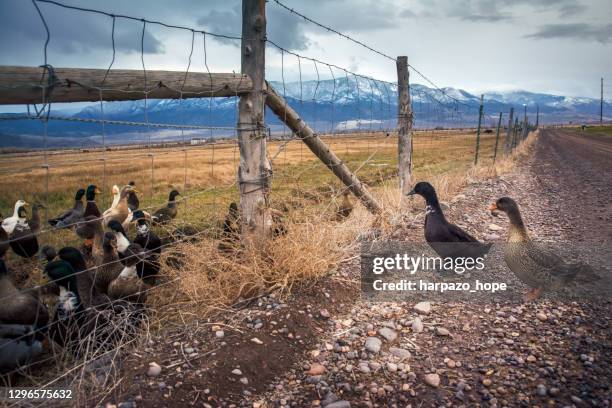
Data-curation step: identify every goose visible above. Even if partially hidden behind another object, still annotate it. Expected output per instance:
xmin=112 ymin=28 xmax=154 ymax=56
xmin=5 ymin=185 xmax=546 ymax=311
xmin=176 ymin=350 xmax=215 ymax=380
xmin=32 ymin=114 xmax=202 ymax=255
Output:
xmin=103 ymin=185 xmax=135 ymax=227
xmin=152 ymin=190 xmax=180 ymax=224
xmin=407 ymin=182 xmax=491 ymax=275
xmin=84 ymin=184 xmax=102 ymax=218
xmin=8 ymin=203 xmax=39 ymax=259
xmin=107 ymin=243 xmax=147 ymax=304
xmin=48 ymin=189 xmax=86 ymax=229
xmin=490 ymin=197 xmax=600 ymax=302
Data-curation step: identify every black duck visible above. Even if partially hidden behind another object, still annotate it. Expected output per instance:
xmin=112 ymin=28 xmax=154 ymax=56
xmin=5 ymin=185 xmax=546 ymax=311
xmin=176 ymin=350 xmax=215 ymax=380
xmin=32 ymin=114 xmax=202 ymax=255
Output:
xmin=132 ymin=210 xmax=161 ymax=282
xmin=408 ymin=182 xmax=491 ymax=274
xmin=7 ymin=203 xmax=39 ymax=259
xmin=107 ymin=243 xmax=148 ymax=304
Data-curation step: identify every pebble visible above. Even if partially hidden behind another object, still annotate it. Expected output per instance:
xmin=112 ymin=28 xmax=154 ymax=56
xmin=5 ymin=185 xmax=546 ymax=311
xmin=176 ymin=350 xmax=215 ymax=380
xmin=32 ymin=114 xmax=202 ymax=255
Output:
xmin=488 ymin=223 xmax=503 ymax=231
xmin=251 ymin=337 xmax=264 ymax=345
xmin=423 ymin=373 xmax=440 ymax=388
xmin=146 ymin=362 xmax=162 ymax=377
xmin=412 ymin=317 xmax=424 ymax=333
xmin=378 ymin=327 xmax=398 ymax=342
xmin=536 ymin=312 xmax=547 ymax=321
xmin=386 ymin=362 xmax=398 ymax=372
xmin=527 ymin=355 xmax=537 ymax=362
xmin=307 ymin=363 xmax=326 ymax=376
xmin=482 ymin=378 xmax=492 ymax=387
xmin=364 ymin=337 xmax=382 ymax=353
xmin=358 ymin=363 xmax=371 ymax=374
xmin=413 ymin=301 xmax=431 ymax=315
xmin=231 ymin=369 xmax=243 ymax=376
xmin=536 ymin=384 xmax=547 ymax=396
xmin=239 ymin=377 xmax=249 ymax=385
xmin=389 ymin=347 xmax=411 ymax=360
xmin=326 ymin=402 xmax=350 ymax=408
xmin=320 ymin=309 xmax=331 ymax=318
xmin=436 ymin=327 xmax=450 ymax=336
xmin=215 ymin=330 xmax=225 ymax=338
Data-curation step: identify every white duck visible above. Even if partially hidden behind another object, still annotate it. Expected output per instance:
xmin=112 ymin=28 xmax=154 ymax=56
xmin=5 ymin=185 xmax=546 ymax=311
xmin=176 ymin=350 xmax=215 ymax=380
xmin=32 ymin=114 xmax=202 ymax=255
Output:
xmin=1 ymin=200 xmax=28 ymax=235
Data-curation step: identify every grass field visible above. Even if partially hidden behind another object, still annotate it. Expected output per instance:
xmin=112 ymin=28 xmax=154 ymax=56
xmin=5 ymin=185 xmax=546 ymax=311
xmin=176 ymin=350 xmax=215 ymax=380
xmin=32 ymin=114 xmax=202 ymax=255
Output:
xmin=0 ymin=128 xmax=503 ymax=225
xmin=585 ymin=125 xmax=612 ymax=136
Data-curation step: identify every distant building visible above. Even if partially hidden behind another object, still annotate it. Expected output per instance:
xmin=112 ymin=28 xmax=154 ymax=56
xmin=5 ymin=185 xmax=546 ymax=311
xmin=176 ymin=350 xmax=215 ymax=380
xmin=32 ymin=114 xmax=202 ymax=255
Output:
xmin=190 ymin=138 xmax=207 ymax=145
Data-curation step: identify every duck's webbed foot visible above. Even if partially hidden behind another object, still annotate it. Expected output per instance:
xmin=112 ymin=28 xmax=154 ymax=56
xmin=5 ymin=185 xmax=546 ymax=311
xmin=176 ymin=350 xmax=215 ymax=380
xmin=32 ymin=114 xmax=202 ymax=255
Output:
xmin=522 ymin=287 xmax=542 ymax=303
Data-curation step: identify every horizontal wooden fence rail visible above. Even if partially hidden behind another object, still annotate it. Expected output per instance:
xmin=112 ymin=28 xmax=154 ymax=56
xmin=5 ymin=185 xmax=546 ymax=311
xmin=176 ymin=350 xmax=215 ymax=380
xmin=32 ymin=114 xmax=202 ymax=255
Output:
xmin=0 ymin=66 xmax=253 ymax=104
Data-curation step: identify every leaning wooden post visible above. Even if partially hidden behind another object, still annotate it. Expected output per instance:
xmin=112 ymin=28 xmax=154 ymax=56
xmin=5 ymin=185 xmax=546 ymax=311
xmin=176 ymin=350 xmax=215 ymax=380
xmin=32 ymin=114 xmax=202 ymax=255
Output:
xmin=492 ymin=111 xmax=503 ymax=163
xmin=238 ymin=0 xmax=272 ymax=243
xmin=265 ymin=84 xmax=382 ymax=214
xmin=512 ymin=117 xmax=519 ymax=150
xmin=473 ymin=94 xmax=484 ymax=165
xmin=396 ymin=56 xmax=412 ymax=196
xmin=504 ymin=107 xmax=514 ymax=155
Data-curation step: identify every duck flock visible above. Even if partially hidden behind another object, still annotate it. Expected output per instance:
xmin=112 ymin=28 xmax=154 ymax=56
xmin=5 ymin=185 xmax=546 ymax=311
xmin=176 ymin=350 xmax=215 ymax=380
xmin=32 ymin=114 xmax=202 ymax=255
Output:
xmin=0 ymin=178 xmax=601 ymax=379
xmin=0 ymin=182 xmax=182 ymax=374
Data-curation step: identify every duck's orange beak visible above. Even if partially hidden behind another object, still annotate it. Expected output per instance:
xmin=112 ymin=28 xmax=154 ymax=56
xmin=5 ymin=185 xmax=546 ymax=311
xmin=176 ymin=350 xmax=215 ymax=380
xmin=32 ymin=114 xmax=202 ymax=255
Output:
xmin=489 ymin=203 xmax=498 ymax=211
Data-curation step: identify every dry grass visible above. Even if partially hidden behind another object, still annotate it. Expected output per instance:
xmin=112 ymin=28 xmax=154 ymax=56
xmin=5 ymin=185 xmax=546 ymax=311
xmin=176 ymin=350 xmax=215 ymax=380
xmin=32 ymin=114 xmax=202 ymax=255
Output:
xmin=0 ymin=128 xmax=538 ymax=403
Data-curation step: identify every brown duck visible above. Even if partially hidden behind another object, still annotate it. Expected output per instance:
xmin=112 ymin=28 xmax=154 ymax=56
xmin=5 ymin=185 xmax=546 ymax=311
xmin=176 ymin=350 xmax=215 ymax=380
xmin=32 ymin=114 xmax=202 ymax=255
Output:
xmin=335 ymin=190 xmax=353 ymax=221
xmin=490 ymin=197 xmax=600 ymax=302
xmin=103 ymin=185 xmax=136 ymax=227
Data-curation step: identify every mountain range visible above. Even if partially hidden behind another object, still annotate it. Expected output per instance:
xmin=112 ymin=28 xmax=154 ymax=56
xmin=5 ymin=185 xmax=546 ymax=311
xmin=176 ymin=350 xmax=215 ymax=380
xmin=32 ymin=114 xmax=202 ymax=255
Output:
xmin=0 ymin=78 xmax=608 ymax=148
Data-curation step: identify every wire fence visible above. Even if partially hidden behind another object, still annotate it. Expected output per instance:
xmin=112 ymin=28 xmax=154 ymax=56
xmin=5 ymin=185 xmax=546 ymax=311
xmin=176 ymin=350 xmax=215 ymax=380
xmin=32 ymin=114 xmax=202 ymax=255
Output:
xmin=0 ymin=0 xmax=547 ymax=401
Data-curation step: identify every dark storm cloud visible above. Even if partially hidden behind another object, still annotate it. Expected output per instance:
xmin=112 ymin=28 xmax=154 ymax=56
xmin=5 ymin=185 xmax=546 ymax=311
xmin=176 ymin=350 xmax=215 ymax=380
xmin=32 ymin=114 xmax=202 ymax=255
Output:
xmin=0 ymin=0 xmax=164 ymax=63
xmin=525 ymin=23 xmax=612 ymax=43
xmin=423 ymin=0 xmax=588 ymax=22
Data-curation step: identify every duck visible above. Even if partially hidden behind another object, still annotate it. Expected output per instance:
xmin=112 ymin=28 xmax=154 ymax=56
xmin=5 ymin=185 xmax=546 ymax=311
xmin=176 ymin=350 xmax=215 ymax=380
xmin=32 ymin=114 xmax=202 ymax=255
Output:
xmin=218 ymin=202 xmax=239 ymax=252
xmin=107 ymin=243 xmax=147 ymax=304
xmin=0 ymin=259 xmax=49 ymax=331
xmin=48 ymin=188 xmax=86 ymax=228
xmin=0 ymin=324 xmax=44 ymax=374
xmin=107 ymin=220 xmax=131 ymax=260
xmin=127 ymin=181 xmax=140 ymax=211
xmin=0 ymin=213 xmax=9 ymax=258
xmin=102 ymin=185 xmax=135 ymax=227
xmin=84 ymin=184 xmax=102 ymax=218
xmin=76 ymin=215 xmax=105 ymax=260
xmin=407 ymin=182 xmax=491 ymax=275
xmin=2 ymin=200 xmax=28 ymax=236
xmin=152 ymin=190 xmax=181 ymax=224
xmin=7 ymin=202 xmax=39 ymax=259
xmin=490 ymin=197 xmax=600 ymax=302
xmin=132 ymin=210 xmax=161 ymax=282
xmin=28 ymin=203 xmax=44 ymax=234
xmin=93 ymin=232 xmax=123 ymax=295
xmin=335 ymin=190 xmax=353 ymax=221
xmin=109 ymin=185 xmax=121 ymax=209
xmin=57 ymin=246 xmax=110 ymax=308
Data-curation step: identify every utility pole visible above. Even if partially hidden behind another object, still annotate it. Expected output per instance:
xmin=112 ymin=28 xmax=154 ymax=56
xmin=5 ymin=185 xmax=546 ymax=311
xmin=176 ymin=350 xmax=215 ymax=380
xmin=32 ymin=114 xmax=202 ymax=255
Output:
xmin=493 ymin=111 xmax=503 ymax=163
xmin=504 ymin=107 xmax=514 ymax=156
xmin=474 ymin=94 xmax=484 ymax=165
xmin=601 ymin=77 xmax=604 ymax=125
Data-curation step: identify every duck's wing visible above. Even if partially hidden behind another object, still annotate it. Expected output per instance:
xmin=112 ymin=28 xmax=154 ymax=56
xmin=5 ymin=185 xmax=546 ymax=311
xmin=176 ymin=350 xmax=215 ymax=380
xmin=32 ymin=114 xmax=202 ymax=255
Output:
xmin=522 ymin=241 xmax=577 ymax=279
xmin=445 ymin=222 xmax=479 ymax=243
xmin=2 ymin=218 xmax=17 ymax=235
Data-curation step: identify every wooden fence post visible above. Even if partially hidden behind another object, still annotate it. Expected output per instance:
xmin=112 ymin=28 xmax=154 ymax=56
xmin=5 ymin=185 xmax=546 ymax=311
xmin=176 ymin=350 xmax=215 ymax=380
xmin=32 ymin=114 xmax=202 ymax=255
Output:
xmin=396 ymin=56 xmax=412 ymax=196
xmin=492 ymin=111 xmax=503 ymax=163
xmin=238 ymin=0 xmax=272 ymax=243
xmin=474 ymin=94 xmax=484 ymax=165
xmin=504 ymin=107 xmax=514 ymax=156
xmin=512 ymin=117 xmax=519 ymax=150
xmin=265 ymin=84 xmax=382 ymax=214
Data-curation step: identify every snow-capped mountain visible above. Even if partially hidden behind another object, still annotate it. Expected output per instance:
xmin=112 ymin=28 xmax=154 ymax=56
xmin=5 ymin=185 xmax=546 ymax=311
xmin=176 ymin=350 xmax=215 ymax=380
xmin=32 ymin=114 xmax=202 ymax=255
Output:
xmin=0 ymin=79 xmax=608 ymax=148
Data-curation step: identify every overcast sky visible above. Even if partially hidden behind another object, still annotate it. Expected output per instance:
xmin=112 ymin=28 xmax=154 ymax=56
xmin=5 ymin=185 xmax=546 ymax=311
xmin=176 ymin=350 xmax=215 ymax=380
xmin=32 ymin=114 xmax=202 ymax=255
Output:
xmin=0 ymin=0 xmax=611 ymax=99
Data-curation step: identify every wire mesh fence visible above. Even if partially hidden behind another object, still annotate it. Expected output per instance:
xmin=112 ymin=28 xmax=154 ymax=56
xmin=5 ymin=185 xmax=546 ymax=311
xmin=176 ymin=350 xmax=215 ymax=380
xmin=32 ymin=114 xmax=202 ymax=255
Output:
xmin=0 ymin=0 xmax=544 ymax=403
